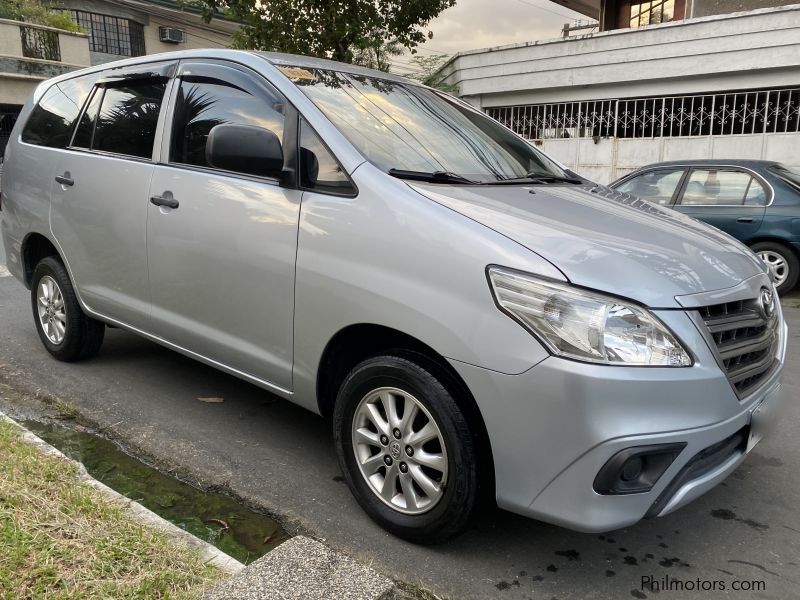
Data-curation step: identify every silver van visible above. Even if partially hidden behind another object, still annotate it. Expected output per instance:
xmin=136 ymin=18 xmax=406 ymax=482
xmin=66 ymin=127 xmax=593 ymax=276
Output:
xmin=1 ymin=50 xmax=787 ymax=543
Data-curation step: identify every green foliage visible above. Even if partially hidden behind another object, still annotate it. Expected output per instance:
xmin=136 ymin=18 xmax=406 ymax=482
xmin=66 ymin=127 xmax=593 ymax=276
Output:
xmin=0 ymin=0 xmax=83 ymax=32
xmin=351 ymin=38 xmax=403 ymax=72
xmin=189 ymin=0 xmax=456 ymax=63
xmin=406 ymin=53 xmax=458 ymax=93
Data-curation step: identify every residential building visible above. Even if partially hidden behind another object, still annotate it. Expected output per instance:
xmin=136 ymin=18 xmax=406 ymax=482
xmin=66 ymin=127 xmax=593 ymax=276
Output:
xmin=439 ymin=2 xmax=800 ymax=183
xmin=1 ymin=0 xmax=238 ymax=155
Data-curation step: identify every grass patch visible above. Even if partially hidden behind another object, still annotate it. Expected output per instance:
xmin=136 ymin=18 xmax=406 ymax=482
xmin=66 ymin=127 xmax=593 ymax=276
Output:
xmin=0 ymin=419 xmax=224 ymax=598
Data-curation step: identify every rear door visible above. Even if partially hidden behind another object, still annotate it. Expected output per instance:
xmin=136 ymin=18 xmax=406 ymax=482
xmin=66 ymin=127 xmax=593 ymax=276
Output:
xmin=672 ymin=167 xmax=768 ymax=241
xmin=50 ymin=63 xmax=174 ymax=329
xmin=146 ymin=60 xmax=302 ymax=391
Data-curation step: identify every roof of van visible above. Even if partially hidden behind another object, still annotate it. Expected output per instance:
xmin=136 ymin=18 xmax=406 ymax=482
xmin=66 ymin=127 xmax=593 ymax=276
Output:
xmin=253 ymin=51 xmax=414 ymax=84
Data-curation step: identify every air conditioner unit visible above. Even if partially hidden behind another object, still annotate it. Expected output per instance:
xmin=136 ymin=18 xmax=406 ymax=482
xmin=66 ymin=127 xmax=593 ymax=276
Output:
xmin=159 ymin=26 xmax=185 ymax=44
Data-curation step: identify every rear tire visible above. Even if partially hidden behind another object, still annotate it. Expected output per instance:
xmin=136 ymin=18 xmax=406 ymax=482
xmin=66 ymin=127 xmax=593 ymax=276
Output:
xmin=750 ymin=241 xmax=799 ymax=295
xmin=31 ymin=257 xmax=105 ymax=361
xmin=333 ymin=353 xmax=479 ymax=544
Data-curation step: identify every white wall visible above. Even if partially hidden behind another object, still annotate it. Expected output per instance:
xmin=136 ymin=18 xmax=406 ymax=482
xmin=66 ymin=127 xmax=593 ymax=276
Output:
xmin=542 ymin=133 xmax=800 ymax=184
xmin=440 ymin=4 xmax=800 ymax=107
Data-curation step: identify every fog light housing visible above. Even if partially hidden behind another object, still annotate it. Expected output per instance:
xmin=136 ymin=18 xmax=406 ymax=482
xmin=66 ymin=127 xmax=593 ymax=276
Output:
xmin=593 ymin=443 xmax=686 ymax=495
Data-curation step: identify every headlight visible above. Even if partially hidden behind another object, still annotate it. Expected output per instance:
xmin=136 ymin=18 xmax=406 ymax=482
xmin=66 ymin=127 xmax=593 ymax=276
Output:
xmin=488 ymin=267 xmax=692 ymax=366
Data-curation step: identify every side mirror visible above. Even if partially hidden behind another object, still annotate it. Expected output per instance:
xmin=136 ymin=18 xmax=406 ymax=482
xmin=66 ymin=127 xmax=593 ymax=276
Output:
xmin=206 ymin=123 xmax=283 ymax=178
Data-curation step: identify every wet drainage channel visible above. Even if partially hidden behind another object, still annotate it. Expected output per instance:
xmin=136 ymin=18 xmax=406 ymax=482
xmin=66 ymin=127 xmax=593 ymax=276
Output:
xmin=25 ymin=420 xmax=289 ymax=564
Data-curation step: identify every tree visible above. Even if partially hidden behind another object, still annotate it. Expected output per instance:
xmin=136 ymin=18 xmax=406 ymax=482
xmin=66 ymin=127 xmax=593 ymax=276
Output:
xmin=406 ymin=53 xmax=458 ymax=93
xmin=188 ymin=0 xmax=456 ymax=64
xmin=0 ymin=0 xmax=82 ymax=32
xmin=351 ymin=38 xmax=403 ymax=72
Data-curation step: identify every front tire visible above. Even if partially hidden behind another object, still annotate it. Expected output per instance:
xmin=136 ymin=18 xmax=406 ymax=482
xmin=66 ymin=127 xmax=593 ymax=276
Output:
xmin=333 ymin=353 xmax=479 ymax=544
xmin=31 ymin=257 xmax=105 ymax=361
xmin=751 ymin=241 xmax=799 ymax=294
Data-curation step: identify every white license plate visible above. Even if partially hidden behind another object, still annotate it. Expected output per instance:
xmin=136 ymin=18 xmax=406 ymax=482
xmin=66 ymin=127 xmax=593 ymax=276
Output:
xmin=747 ymin=384 xmax=781 ymax=453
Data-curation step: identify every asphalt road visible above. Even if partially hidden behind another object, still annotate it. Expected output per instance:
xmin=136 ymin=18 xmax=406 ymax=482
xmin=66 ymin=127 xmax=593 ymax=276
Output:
xmin=1 ymin=243 xmax=799 ymax=600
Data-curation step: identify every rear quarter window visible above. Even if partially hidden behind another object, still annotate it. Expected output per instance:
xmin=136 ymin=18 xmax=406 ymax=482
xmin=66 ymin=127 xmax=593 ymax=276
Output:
xmin=21 ymin=74 xmax=99 ymax=148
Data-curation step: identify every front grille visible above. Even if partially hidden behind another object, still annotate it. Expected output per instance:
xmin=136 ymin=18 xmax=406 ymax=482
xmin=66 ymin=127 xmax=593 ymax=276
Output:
xmin=699 ymin=296 xmax=779 ymax=397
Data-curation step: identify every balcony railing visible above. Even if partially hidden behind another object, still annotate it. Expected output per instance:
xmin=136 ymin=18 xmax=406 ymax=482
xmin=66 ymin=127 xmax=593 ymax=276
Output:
xmin=20 ymin=26 xmax=61 ymax=62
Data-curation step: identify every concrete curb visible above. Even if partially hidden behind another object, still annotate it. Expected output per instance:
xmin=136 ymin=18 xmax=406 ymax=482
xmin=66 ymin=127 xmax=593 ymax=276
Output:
xmin=204 ymin=535 xmax=397 ymax=600
xmin=0 ymin=411 xmax=244 ymax=576
xmin=3 ymin=412 xmax=401 ymax=599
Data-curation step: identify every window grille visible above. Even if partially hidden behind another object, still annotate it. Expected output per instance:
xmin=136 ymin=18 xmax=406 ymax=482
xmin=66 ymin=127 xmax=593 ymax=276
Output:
xmin=20 ymin=26 xmax=61 ymax=61
xmin=485 ymin=88 xmax=800 ymax=140
xmin=69 ymin=10 xmax=145 ymax=56
xmin=630 ymin=0 xmax=675 ymax=28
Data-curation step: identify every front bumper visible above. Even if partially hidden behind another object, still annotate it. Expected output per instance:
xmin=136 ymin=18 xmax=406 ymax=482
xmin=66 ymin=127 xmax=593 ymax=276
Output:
xmin=450 ymin=304 xmax=787 ymax=532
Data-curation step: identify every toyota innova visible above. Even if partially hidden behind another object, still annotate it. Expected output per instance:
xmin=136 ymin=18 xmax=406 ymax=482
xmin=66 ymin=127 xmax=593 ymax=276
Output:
xmin=0 ymin=50 xmax=787 ymax=543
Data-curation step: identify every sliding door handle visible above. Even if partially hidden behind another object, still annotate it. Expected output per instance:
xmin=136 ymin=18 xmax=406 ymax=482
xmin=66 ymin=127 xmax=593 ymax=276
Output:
xmin=55 ymin=173 xmax=74 ymax=186
xmin=150 ymin=194 xmax=179 ymax=209
xmin=736 ymin=217 xmax=754 ymax=223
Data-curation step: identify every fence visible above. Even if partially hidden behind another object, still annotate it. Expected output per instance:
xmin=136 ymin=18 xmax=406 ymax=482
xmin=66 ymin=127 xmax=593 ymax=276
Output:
xmin=20 ymin=26 xmax=61 ymax=61
xmin=485 ymin=87 xmax=800 ymax=140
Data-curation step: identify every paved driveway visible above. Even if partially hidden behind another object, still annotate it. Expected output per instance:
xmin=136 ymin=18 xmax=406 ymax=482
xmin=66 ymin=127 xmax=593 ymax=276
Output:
xmin=1 ymin=243 xmax=798 ymax=600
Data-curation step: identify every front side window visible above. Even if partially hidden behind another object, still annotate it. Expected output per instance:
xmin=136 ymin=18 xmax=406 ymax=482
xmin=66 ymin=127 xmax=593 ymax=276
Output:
xmin=680 ymin=169 xmax=766 ymax=206
xmin=289 ymin=69 xmax=567 ymax=184
xmin=21 ymin=74 xmax=99 ymax=148
xmin=299 ymin=119 xmax=353 ymax=195
xmin=615 ymin=168 xmax=684 ymax=205
xmin=92 ymin=81 xmax=166 ymax=159
xmin=170 ymin=72 xmax=286 ymax=172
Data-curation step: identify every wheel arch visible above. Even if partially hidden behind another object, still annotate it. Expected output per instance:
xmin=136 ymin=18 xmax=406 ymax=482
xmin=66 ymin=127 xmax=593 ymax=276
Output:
xmin=21 ymin=231 xmax=62 ymax=289
xmin=316 ymin=323 xmax=496 ymax=500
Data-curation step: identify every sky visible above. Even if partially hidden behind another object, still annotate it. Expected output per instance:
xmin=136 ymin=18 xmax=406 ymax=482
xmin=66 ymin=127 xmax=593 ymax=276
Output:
xmin=391 ymin=0 xmax=588 ymax=76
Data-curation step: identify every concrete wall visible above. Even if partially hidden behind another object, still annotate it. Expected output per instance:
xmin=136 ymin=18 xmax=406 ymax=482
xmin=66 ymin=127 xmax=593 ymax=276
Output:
xmin=0 ymin=18 xmax=90 ymax=105
xmin=541 ymin=133 xmax=800 ymax=185
xmin=691 ymin=0 xmax=799 ymax=17
xmin=439 ymin=4 xmax=800 ymax=107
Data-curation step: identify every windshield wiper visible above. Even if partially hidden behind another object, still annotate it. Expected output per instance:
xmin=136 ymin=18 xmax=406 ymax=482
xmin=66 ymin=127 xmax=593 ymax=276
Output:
xmin=492 ymin=172 xmax=584 ymax=185
xmin=388 ymin=169 xmax=479 ymax=184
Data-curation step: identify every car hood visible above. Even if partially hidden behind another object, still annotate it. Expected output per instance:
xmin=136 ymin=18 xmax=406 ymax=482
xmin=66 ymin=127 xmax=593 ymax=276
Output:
xmin=409 ymin=182 xmax=766 ymax=308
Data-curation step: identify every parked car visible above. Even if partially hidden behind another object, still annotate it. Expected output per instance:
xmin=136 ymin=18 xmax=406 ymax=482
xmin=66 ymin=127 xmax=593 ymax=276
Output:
xmin=611 ymin=160 xmax=800 ymax=294
xmin=1 ymin=50 xmax=787 ymax=543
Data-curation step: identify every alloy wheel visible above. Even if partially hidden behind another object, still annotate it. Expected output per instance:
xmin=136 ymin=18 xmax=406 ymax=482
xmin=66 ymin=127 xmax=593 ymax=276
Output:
xmin=351 ymin=387 xmax=448 ymax=515
xmin=37 ymin=275 xmax=67 ymax=345
xmin=758 ymin=250 xmax=788 ymax=287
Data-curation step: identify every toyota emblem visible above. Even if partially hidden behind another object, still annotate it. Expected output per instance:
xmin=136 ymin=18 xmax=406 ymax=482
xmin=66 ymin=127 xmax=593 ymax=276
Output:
xmin=759 ymin=287 xmax=774 ymax=318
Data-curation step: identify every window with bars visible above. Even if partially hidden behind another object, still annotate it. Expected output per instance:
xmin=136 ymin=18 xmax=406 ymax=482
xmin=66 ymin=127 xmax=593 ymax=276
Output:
xmin=69 ymin=10 xmax=145 ymax=56
xmin=630 ymin=0 xmax=675 ymax=28
xmin=485 ymin=88 xmax=800 ymax=140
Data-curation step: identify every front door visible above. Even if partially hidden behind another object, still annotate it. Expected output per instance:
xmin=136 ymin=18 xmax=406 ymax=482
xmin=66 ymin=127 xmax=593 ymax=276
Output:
xmin=51 ymin=72 xmax=171 ymax=330
xmin=672 ymin=167 xmax=768 ymax=241
xmin=147 ymin=61 xmax=301 ymax=391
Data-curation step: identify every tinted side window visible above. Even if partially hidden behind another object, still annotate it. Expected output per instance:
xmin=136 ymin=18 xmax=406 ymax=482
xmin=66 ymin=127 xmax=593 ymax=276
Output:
xmin=21 ymin=74 xmax=99 ymax=148
xmin=299 ymin=119 xmax=354 ymax=195
xmin=92 ymin=81 xmax=166 ymax=159
xmin=170 ymin=72 xmax=286 ymax=170
xmin=71 ymin=87 xmax=103 ymax=149
xmin=615 ymin=168 xmax=685 ymax=205
xmin=680 ymin=169 xmax=756 ymax=206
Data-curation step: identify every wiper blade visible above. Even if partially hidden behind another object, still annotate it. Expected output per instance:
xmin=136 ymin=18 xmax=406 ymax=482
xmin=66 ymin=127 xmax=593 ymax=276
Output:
xmin=493 ymin=172 xmax=584 ymax=185
xmin=388 ymin=169 xmax=479 ymax=184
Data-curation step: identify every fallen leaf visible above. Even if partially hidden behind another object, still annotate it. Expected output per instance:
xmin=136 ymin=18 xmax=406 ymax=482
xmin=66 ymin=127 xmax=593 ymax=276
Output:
xmin=205 ymin=518 xmax=230 ymax=530
xmin=197 ymin=397 xmax=224 ymax=403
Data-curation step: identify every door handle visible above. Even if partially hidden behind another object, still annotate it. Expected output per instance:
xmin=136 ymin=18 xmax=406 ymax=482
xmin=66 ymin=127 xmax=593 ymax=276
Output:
xmin=737 ymin=217 xmax=754 ymax=223
xmin=55 ymin=173 xmax=74 ymax=186
xmin=150 ymin=194 xmax=179 ymax=210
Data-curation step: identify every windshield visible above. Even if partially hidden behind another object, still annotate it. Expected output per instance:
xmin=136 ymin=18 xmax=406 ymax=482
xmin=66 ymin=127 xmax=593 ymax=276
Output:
xmin=287 ymin=68 xmax=567 ymax=183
